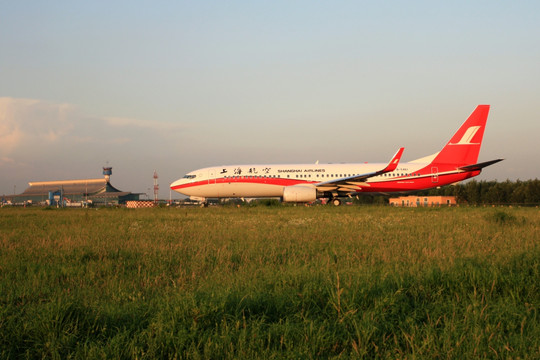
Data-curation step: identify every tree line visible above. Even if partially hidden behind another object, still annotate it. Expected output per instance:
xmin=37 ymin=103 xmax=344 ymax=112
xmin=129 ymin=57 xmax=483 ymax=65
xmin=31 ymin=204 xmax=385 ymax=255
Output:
xmin=421 ymin=179 xmax=540 ymax=205
xmin=353 ymin=179 xmax=540 ymax=206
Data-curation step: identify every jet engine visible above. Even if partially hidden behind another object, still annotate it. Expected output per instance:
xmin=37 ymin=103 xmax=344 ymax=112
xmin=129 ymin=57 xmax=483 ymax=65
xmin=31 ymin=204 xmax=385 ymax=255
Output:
xmin=282 ymin=185 xmax=317 ymax=203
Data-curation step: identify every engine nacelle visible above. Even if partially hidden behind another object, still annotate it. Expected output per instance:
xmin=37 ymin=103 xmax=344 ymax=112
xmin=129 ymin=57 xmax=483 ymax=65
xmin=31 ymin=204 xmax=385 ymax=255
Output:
xmin=282 ymin=185 xmax=317 ymax=203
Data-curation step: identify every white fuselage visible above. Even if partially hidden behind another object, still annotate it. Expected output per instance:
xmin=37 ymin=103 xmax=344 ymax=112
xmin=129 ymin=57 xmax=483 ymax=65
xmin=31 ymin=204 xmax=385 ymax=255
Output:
xmin=171 ymin=161 xmax=429 ymax=199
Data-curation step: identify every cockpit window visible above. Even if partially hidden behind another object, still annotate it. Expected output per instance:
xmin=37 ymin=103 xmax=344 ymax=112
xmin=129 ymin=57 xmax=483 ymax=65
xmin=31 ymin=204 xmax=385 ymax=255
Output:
xmin=183 ymin=174 xmax=196 ymax=179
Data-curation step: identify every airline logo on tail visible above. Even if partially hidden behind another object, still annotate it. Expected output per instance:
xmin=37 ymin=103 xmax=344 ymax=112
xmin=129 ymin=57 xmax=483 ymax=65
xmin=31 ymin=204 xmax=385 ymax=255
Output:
xmin=450 ymin=126 xmax=481 ymax=145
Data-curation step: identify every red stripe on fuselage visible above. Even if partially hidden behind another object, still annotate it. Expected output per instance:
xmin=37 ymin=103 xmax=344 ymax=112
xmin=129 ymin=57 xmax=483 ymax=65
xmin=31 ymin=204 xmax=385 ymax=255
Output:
xmin=170 ymin=177 xmax=315 ymax=191
xmin=359 ymin=171 xmax=479 ymax=193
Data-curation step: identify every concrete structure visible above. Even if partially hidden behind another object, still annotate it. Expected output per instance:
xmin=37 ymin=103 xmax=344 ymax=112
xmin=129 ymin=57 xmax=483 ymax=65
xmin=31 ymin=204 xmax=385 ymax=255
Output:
xmin=2 ymin=167 xmax=140 ymax=206
xmin=389 ymin=196 xmax=457 ymax=207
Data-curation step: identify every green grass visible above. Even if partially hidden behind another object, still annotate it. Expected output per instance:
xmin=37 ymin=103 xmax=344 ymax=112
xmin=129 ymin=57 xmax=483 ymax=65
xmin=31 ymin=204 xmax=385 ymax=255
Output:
xmin=0 ymin=206 xmax=538 ymax=358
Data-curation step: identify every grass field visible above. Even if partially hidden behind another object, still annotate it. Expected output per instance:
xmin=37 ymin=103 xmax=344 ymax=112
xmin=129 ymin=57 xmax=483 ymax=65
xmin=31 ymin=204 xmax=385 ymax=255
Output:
xmin=0 ymin=205 xmax=538 ymax=359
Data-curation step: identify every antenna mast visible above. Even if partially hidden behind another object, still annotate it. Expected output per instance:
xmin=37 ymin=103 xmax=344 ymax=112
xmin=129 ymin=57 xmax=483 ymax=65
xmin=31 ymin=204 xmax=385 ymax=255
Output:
xmin=153 ymin=170 xmax=159 ymax=204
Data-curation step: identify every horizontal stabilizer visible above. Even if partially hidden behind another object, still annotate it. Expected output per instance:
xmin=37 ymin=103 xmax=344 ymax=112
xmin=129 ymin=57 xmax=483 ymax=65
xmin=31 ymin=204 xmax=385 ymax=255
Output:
xmin=458 ymin=159 xmax=504 ymax=172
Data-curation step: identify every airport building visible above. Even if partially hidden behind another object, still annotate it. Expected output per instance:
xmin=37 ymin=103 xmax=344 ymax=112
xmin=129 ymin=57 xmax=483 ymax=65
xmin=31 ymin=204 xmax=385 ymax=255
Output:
xmin=2 ymin=167 xmax=141 ymax=206
xmin=389 ymin=196 xmax=457 ymax=207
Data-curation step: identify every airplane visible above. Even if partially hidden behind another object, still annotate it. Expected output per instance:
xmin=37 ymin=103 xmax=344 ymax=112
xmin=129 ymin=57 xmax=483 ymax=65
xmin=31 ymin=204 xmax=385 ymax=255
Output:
xmin=171 ymin=105 xmax=503 ymax=206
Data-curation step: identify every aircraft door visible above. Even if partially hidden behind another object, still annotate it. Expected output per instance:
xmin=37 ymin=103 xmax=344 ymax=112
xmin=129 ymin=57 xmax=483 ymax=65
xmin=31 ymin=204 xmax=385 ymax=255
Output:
xmin=431 ymin=167 xmax=439 ymax=183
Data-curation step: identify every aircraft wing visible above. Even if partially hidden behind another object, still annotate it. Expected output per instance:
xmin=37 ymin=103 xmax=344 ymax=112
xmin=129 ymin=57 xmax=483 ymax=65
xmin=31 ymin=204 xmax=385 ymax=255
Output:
xmin=315 ymin=147 xmax=404 ymax=192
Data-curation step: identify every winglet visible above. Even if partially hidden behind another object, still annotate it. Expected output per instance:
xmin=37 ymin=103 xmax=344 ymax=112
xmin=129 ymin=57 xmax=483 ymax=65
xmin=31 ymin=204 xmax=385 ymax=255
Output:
xmin=381 ymin=147 xmax=404 ymax=173
xmin=314 ymin=147 xmax=405 ymax=187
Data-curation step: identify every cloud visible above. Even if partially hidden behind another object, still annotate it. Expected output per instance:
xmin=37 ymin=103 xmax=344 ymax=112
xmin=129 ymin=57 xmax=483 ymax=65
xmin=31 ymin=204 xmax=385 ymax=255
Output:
xmin=0 ymin=97 xmax=75 ymax=155
xmin=110 ymin=137 xmax=132 ymax=145
xmin=0 ymin=124 xmax=22 ymax=154
xmin=104 ymin=116 xmax=188 ymax=132
xmin=0 ymin=157 xmax=16 ymax=165
xmin=0 ymin=97 xmax=189 ymax=158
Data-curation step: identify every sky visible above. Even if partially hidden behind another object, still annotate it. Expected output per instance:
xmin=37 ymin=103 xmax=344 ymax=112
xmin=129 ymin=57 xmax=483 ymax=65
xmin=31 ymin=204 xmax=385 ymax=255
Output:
xmin=1 ymin=1 xmax=539 ymax=198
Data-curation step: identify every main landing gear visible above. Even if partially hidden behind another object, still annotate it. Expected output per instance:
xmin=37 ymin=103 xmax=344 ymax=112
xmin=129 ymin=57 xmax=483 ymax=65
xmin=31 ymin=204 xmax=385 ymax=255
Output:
xmin=330 ymin=198 xmax=341 ymax=206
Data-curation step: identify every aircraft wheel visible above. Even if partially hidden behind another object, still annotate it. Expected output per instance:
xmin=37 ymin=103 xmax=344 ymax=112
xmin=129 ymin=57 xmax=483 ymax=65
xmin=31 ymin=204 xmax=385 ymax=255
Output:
xmin=332 ymin=198 xmax=341 ymax=206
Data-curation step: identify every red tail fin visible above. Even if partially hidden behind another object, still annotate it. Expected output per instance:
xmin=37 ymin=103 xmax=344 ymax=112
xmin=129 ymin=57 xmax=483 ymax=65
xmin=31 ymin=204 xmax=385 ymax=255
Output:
xmin=431 ymin=105 xmax=490 ymax=167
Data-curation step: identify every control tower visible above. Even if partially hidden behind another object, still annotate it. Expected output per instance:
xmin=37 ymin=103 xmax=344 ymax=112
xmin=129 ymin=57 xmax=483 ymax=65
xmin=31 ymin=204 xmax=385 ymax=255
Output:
xmin=103 ymin=167 xmax=112 ymax=182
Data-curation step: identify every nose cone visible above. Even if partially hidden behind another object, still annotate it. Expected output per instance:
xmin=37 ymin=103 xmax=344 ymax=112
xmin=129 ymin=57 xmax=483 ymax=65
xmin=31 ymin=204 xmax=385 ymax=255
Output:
xmin=170 ymin=178 xmax=184 ymax=192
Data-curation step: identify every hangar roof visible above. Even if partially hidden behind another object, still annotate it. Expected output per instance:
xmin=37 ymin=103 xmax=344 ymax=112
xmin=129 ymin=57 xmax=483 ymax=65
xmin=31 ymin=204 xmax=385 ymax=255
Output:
xmin=21 ymin=179 xmax=117 ymax=196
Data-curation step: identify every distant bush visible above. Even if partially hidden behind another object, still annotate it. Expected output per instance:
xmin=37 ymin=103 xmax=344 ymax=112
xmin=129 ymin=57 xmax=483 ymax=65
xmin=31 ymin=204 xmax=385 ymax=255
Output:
xmin=486 ymin=210 xmax=524 ymax=225
xmin=248 ymin=198 xmax=282 ymax=207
